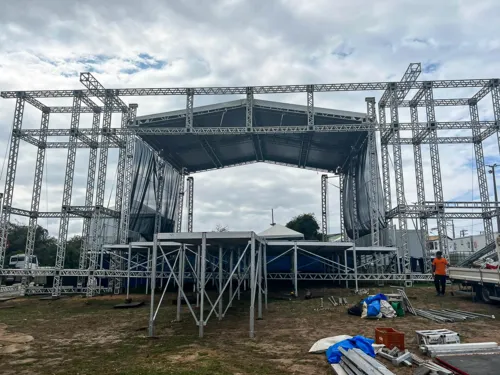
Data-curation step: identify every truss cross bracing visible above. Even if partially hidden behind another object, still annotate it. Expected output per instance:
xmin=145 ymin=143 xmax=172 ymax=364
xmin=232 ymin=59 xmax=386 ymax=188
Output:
xmin=1 ymin=64 xmax=499 ymax=301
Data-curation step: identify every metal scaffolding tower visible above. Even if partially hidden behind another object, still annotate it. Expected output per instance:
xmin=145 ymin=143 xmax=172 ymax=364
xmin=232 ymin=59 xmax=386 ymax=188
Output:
xmin=1 ymin=64 xmax=500 ymax=296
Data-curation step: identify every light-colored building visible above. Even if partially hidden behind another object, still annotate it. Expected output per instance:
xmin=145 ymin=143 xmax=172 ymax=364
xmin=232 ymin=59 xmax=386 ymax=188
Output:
xmin=427 ymin=235 xmax=453 ymax=254
xmin=450 ymin=232 xmax=499 ymax=253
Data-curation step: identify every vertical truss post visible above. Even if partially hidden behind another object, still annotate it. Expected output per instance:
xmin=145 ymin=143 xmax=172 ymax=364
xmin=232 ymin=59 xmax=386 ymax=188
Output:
xmin=492 ymin=81 xmax=500 ymax=154
xmin=411 ymin=105 xmax=429 ymax=263
xmin=186 ymin=88 xmax=194 ymax=131
xmin=366 ymin=97 xmax=380 ymax=246
xmin=87 ymin=91 xmax=114 ymax=296
xmin=351 ymin=156 xmax=359 ymax=242
xmin=470 ymin=99 xmax=494 ymax=245
xmin=379 ymin=104 xmax=392 ymax=226
xmin=186 ymin=176 xmax=194 ymax=232
xmin=23 ymin=108 xmax=50 ymax=289
xmin=114 ymin=110 xmax=129 ymax=242
xmin=246 ymin=87 xmax=253 ymax=131
xmin=339 ymin=172 xmax=346 ymax=241
xmin=154 ymin=157 xmax=165 ymax=235
xmin=307 ymin=85 xmax=314 ymax=128
xmin=321 ymin=174 xmax=328 ymax=241
xmin=53 ymin=92 xmax=82 ymax=296
xmin=175 ymin=169 xmax=186 ymax=233
xmin=78 ymin=110 xmax=101 ymax=288
xmin=0 ymin=95 xmax=25 ymax=267
xmin=425 ymin=84 xmax=449 ymax=256
xmin=389 ymin=83 xmax=410 ymax=274
xmin=120 ymin=104 xmax=138 ymax=244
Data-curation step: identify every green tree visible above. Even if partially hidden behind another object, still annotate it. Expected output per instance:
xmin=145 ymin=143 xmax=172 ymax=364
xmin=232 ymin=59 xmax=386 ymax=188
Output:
xmin=286 ymin=213 xmax=322 ymax=240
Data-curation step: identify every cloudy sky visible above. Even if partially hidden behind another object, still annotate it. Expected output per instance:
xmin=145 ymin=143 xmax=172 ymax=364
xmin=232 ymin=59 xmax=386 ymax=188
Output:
xmin=1 ymin=0 xmax=500 ymax=241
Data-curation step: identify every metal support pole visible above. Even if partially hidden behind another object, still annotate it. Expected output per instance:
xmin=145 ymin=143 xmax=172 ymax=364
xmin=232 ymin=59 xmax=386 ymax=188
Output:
xmin=176 ymin=245 xmax=185 ymax=322
xmin=351 ymin=164 xmax=359 ymax=292
xmin=321 ymin=174 xmax=328 ymax=241
xmin=148 ymin=235 xmax=158 ymax=337
xmin=126 ymin=243 xmax=131 ymax=299
xmin=196 ymin=245 xmax=200 ymax=307
xmin=0 ymin=95 xmax=25 ymax=268
xmin=145 ymin=248 xmax=150 ymax=294
xmin=488 ymin=165 xmax=500 ymax=233
xmin=229 ymin=249 xmax=233 ymax=308
xmin=470 ymin=100 xmax=494 ymax=245
xmin=263 ymin=244 xmax=268 ymax=310
xmin=344 ymin=249 xmax=348 ymax=288
xmin=199 ymin=232 xmax=207 ymax=338
xmin=23 ymin=108 xmax=50 ymax=290
xmin=293 ymin=241 xmax=298 ymax=297
xmin=249 ymin=233 xmax=256 ymax=338
xmin=187 ymin=176 xmax=194 ymax=232
xmin=218 ymin=245 xmax=223 ymax=320
xmin=257 ymin=242 xmax=263 ymax=320
xmin=237 ymin=248 xmax=241 ymax=300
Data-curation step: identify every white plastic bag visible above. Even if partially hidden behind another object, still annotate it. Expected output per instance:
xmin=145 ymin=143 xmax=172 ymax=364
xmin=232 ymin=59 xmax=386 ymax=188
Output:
xmin=308 ymin=335 xmax=353 ymax=353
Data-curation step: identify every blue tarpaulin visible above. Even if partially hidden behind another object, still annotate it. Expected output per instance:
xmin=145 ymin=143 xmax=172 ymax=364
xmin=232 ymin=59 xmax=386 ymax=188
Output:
xmin=325 ymin=336 xmax=375 ymax=364
xmin=362 ymin=293 xmax=388 ymax=317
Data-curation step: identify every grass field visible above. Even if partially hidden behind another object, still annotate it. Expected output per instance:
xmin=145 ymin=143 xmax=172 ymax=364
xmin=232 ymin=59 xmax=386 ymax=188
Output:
xmin=1 ymin=285 xmax=499 ymax=374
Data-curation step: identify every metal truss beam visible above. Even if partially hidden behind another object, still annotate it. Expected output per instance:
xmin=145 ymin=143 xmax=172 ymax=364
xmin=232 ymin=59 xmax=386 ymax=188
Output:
xmin=185 ymin=88 xmax=194 ymax=131
xmin=491 ymin=82 xmax=500 ymax=155
xmin=23 ymin=108 xmax=50 ymax=288
xmin=366 ymin=97 xmax=379 ymax=246
xmin=0 ymin=95 xmax=25 ymax=267
xmin=114 ymin=110 xmax=129 ymax=243
xmin=321 ymin=174 xmax=328 ymax=241
xmin=400 ymin=98 xmax=470 ymax=107
xmin=120 ymin=104 xmax=138 ymax=244
xmin=53 ymin=94 xmax=82 ymax=296
xmin=390 ymin=137 xmax=474 ymax=144
xmin=470 ymin=100 xmax=494 ymax=245
xmin=379 ymin=63 xmax=421 ymax=106
xmin=198 ymin=136 xmax=223 ymax=168
xmin=79 ymin=72 xmax=128 ymax=110
xmin=187 ymin=176 xmax=194 ymax=233
xmin=79 ymin=110 xmax=100 ymax=284
xmin=339 ymin=173 xmax=346 ymax=241
xmin=389 ymin=85 xmax=410 ymax=273
xmin=154 ymin=158 xmax=166 ymax=235
xmin=2 ymin=79 xmax=496 ymax=99
xmin=18 ymin=121 xmax=496 ymax=137
xmin=175 ymin=170 xmax=186 ymax=232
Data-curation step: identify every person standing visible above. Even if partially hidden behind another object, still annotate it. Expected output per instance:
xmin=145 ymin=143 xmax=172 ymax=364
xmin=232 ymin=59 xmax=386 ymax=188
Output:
xmin=432 ymin=251 xmax=448 ymax=296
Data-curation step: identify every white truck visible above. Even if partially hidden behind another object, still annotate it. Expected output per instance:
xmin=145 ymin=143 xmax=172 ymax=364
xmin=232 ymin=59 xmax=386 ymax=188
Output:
xmin=449 ymin=235 xmax=500 ymax=304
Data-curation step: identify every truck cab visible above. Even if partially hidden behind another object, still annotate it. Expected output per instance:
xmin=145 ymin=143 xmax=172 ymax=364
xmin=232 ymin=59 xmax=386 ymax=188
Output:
xmin=4 ymin=254 xmax=39 ymax=285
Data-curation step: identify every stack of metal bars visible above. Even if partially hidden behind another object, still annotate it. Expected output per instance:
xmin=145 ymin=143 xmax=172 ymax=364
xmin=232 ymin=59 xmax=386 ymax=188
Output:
xmin=414 ymin=308 xmax=495 ymax=323
xmin=336 ymin=347 xmax=395 ymax=375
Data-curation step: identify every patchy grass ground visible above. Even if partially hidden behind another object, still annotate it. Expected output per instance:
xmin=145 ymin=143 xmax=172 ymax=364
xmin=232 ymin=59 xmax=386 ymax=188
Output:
xmin=0 ymin=285 xmax=499 ymax=375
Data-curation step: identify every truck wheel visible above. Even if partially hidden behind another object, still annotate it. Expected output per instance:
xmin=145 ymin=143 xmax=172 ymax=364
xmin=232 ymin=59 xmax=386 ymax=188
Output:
xmin=478 ymin=286 xmax=493 ymax=304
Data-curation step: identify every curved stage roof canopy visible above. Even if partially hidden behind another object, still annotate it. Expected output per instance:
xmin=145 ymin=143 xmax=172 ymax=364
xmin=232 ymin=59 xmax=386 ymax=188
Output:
xmin=133 ymin=99 xmax=367 ymax=173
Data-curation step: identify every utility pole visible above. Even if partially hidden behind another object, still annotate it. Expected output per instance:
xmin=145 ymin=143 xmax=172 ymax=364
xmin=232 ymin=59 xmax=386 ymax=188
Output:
xmin=487 ymin=164 xmax=500 ymax=234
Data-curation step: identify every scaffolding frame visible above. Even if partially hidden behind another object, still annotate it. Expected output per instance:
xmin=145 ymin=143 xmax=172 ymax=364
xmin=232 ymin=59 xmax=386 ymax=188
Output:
xmin=0 ymin=66 xmax=499 ymax=297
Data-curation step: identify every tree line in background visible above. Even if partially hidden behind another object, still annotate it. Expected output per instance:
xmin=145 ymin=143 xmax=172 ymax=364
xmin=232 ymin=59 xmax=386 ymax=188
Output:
xmin=4 ymin=222 xmax=81 ymax=267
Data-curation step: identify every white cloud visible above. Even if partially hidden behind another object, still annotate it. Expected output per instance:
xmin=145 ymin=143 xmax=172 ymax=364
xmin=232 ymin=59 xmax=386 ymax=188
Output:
xmin=1 ymin=0 xmax=500 ymax=241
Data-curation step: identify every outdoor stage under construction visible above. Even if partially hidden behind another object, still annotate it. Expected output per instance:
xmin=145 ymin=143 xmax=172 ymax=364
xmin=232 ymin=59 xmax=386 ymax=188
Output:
xmin=1 ymin=62 xmax=500 ymax=336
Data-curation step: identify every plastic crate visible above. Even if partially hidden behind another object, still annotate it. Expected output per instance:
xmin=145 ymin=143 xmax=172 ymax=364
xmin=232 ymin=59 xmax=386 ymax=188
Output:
xmin=375 ymin=327 xmax=405 ymax=350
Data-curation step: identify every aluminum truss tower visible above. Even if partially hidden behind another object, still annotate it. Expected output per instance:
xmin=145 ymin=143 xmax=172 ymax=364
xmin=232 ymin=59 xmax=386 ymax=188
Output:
xmin=1 ymin=64 xmax=500 ymax=296
xmin=321 ymin=174 xmax=328 ymax=241
xmin=186 ymin=176 xmax=194 ymax=233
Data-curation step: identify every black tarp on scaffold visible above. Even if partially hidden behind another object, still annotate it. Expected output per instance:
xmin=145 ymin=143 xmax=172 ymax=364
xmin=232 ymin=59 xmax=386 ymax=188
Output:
xmin=128 ymin=139 xmax=182 ymax=242
xmin=343 ymin=137 xmax=386 ymax=241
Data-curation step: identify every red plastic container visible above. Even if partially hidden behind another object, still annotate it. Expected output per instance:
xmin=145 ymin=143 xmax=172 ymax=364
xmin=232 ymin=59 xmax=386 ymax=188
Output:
xmin=375 ymin=327 xmax=405 ymax=350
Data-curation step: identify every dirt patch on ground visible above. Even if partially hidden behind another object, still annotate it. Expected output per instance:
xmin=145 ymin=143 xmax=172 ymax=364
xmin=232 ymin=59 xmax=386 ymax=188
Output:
xmin=0 ymin=324 xmax=33 ymax=355
xmin=0 ymin=287 xmax=499 ymax=374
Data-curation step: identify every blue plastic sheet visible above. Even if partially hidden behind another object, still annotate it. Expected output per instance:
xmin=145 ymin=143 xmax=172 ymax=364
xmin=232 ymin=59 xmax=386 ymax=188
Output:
xmin=363 ymin=293 xmax=388 ymax=317
xmin=325 ymin=336 xmax=375 ymax=364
